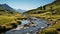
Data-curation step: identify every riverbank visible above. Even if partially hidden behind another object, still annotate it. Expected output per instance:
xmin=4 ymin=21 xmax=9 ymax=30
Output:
xmin=0 ymin=14 xmax=26 ymax=34
xmin=36 ymin=18 xmax=60 ymax=34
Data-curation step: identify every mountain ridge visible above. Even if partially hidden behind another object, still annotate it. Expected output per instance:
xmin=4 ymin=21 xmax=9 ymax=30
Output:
xmin=0 ymin=4 xmax=20 ymax=15
xmin=24 ymin=0 xmax=60 ymax=14
xmin=16 ymin=9 xmax=26 ymax=13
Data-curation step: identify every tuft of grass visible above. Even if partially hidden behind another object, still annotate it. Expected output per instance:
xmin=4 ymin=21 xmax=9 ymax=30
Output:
xmin=41 ymin=28 xmax=58 ymax=34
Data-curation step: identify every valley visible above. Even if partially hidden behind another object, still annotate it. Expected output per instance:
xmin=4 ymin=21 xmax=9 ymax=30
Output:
xmin=0 ymin=0 xmax=60 ymax=34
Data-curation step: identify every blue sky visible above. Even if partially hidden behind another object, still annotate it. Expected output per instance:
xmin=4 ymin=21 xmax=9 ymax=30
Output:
xmin=0 ymin=0 xmax=55 ymax=10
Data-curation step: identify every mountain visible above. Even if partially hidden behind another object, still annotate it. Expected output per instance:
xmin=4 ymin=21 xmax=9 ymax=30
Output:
xmin=25 ymin=0 xmax=60 ymax=14
xmin=1 ymin=4 xmax=26 ymax=13
xmin=24 ymin=0 xmax=60 ymax=20
xmin=0 ymin=4 xmax=19 ymax=15
xmin=16 ymin=9 xmax=26 ymax=13
xmin=2 ymin=4 xmax=14 ymax=11
xmin=1 ymin=4 xmax=16 ymax=12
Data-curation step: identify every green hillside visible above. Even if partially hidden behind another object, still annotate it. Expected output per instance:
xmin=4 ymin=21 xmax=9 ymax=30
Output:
xmin=25 ymin=0 xmax=60 ymax=34
xmin=25 ymin=0 xmax=60 ymax=14
xmin=25 ymin=0 xmax=60 ymax=21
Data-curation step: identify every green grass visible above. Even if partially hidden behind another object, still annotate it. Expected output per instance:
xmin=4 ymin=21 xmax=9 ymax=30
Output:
xmin=41 ymin=28 xmax=58 ymax=34
xmin=0 ymin=14 xmax=26 ymax=25
xmin=0 ymin=16 xmax=15 ymax=25
xmin=0 ymin=12 xmax=26 ymax=29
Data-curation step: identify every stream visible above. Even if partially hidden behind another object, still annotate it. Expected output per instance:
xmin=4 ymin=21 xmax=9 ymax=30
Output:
xmin=6 ymin=17 xmax=49 ymax=34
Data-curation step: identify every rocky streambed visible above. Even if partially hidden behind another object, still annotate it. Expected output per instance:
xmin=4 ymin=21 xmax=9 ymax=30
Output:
xmin=6 ymin=17 xmax=49 ymax=34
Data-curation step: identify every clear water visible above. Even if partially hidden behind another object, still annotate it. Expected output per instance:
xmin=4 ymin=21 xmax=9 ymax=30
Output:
xmin=21 ymin=20 xmax=30 ymax=25
xmin=6 ymin=18 xmax=48 ymax=34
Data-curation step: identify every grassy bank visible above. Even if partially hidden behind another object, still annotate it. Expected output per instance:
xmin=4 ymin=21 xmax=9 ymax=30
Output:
xmin=0 ymin=14 xmax=26 ymax=33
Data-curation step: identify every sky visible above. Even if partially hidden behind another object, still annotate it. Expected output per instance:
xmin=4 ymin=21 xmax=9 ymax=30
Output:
xmin=0 ymin=0 xmax=55 ymax=10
